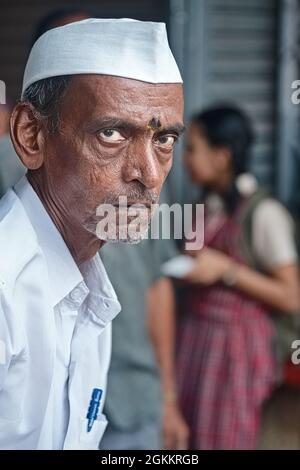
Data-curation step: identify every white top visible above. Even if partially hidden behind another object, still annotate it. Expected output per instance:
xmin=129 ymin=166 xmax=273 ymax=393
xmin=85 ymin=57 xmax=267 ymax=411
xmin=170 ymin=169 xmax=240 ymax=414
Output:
xmin=252 ymin=198 xmax=298 ymax=270
xmin=0 ymin=176 xmax=121 ymax=449
xmin=22 ymin=18 xmax=182 ymax=96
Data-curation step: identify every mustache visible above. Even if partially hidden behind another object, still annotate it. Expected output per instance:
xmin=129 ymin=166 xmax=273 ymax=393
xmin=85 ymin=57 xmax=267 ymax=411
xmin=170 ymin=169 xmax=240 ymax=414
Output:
xmin=102 ymin=187 xmax=159 ymax=206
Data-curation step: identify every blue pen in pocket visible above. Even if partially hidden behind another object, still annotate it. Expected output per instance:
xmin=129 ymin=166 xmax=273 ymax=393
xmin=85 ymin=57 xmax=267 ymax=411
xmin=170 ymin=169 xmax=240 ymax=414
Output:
xmin=86 ymin=388 xmax=103 ymax=432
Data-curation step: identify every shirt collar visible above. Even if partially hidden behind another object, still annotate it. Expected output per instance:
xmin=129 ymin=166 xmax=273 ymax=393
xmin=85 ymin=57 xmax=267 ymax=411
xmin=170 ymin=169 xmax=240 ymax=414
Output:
xmin=13 ymin=176 xmax=85 ymax=307
xmin=14 ymin=176 xmax=121 ymax=320
xmin=81 ymin=253 xmax=121 ymax=322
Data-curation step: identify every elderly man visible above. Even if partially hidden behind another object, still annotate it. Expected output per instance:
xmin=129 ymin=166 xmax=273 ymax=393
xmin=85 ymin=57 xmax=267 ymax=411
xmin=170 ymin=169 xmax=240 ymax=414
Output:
xmin=0 ymin=19 xmax=184 ymax=449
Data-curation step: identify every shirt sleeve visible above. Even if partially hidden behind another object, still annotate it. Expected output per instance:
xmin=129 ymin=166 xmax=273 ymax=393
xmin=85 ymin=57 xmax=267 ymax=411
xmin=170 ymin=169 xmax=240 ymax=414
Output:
xmin=252 ymin=198 xmax=298 ymax=271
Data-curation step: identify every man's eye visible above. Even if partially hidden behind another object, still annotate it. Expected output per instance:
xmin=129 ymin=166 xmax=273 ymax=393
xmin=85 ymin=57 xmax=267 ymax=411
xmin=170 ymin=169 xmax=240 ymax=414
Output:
xmin=99 ymin=129 xmax=126 ymax=142
xmin=155 ymin=135 xmax=177 ymax=150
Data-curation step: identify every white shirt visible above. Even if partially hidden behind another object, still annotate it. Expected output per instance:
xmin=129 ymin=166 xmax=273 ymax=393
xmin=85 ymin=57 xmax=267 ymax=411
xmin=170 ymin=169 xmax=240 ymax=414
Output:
xmin=0 ymin=176 xmax=121 ymax=449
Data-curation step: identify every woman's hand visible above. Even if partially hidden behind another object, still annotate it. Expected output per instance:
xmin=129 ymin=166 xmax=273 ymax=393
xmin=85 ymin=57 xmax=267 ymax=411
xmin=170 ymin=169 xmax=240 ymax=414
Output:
xmin=162 ymin=401 xmax=189 ymax=450
xmin=184 ymin=247 xmax=232 ymax=286
xmin=185 ymin=248 xmax=300 ymax=313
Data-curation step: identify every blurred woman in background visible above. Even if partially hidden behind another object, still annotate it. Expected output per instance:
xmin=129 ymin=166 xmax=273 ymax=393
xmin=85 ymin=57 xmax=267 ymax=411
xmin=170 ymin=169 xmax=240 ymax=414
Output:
xmin=176 ymin=106 xmax=300 ymax=449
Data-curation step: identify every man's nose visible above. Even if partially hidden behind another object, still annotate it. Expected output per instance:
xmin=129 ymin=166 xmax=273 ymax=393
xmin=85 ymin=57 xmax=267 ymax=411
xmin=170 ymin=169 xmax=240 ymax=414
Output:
xmin=122 ymin=141 xmax=162 ymax=190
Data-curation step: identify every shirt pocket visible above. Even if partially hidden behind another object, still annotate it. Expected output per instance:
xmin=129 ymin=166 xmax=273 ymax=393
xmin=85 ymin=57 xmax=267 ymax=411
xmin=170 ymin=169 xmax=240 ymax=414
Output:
xmin=78 ymin=413 xmax=108 ymax=449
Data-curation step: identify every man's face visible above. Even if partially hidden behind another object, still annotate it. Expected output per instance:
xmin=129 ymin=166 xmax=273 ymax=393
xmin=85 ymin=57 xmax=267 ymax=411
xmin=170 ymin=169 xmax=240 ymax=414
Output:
xmin=41 ymin=75 xmax=184 ymax=243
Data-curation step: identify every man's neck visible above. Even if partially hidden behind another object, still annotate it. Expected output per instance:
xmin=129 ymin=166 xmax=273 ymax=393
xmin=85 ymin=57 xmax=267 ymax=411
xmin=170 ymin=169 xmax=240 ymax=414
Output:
xmin=27 ymin=173 xmax=103 ymax=265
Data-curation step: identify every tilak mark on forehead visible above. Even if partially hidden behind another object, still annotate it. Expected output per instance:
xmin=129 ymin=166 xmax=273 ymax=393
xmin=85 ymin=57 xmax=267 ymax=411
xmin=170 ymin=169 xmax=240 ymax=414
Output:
xmin=147 ymin=117 xmax=162 ymax=131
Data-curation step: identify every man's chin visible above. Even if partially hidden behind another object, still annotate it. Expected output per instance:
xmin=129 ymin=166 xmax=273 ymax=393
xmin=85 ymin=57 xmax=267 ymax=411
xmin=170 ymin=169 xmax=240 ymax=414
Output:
xmin=105 ymin=236 xmax=146 ymax=245
xmin=98 ymin=234 xmax=148 ymax=245
xmin=96 ymin=223 xmax=150 ymax=244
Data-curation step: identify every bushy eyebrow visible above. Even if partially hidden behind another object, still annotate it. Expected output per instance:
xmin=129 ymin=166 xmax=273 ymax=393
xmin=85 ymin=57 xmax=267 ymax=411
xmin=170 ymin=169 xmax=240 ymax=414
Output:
xmin=87 ymin=117 xmax=185 ymax=136
xmin=159 ymin=123 xmax=186 ymax=136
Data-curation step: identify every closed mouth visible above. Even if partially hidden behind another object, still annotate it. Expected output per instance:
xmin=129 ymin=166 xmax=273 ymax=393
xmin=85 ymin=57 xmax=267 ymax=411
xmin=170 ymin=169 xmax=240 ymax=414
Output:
xmin=114 ymin=202 xmax=152 ymax=209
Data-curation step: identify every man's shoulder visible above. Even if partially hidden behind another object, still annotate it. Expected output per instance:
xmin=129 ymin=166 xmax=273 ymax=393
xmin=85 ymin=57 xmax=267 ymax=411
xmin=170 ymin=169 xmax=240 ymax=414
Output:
xmin=0 ymin=189 xmax=39 ymax=283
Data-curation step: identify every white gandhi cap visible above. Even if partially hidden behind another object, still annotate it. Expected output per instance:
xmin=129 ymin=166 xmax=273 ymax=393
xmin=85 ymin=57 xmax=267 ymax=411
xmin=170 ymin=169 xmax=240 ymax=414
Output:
xmin=21 ymin=18 xmax=183 ymax=97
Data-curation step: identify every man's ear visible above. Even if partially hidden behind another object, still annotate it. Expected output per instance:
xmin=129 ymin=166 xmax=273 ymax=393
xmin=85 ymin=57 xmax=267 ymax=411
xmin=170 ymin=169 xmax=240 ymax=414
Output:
xmin=10 ymin=102 xmax=46 ymax=170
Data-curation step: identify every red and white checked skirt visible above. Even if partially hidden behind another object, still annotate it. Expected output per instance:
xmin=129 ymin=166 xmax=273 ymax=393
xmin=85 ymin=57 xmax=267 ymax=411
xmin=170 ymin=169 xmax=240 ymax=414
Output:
xmin=176 ymin=286 xmax=276 ymax=450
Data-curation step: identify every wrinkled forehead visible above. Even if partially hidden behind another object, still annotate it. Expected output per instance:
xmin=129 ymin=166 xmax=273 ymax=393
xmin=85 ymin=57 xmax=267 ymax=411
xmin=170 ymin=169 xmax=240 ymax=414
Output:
xmin=60 ymin=74 xmax=184 ymax=128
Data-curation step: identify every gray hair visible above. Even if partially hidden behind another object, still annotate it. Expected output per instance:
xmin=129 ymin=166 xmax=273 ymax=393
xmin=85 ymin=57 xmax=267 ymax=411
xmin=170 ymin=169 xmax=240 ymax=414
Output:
xmin=21 ymin=76 xmax=71 ymax=133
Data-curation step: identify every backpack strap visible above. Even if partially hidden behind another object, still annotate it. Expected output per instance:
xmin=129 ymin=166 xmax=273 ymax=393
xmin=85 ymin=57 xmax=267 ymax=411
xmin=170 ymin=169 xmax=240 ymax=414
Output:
xmin=240 ymin=189 xmax=270 ymax=270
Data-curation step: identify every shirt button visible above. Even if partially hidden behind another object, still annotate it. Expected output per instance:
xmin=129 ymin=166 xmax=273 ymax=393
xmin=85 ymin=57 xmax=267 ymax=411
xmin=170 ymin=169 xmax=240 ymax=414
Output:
xmin=70 ymin=288 xmax=83 ymax=303
xmin=103 ymin=300 xmax=110 ymax=309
